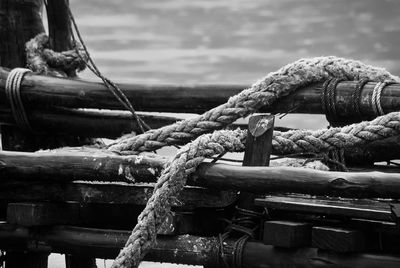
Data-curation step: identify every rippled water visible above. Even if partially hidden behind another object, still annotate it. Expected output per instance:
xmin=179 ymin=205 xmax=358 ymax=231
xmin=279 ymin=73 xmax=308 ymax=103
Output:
xmin=70 ymin=0 xmax=400 ymax=85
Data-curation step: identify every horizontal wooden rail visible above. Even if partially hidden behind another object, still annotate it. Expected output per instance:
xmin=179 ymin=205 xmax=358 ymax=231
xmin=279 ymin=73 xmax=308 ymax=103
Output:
xmin=0 ymin=223 xmax=399 ymax=267
xmin=2 ymin=150 xmax=400 ymax=198
xmin=0 ymin=107 xmax=182 ymax=137
xmin=1 ymin=67 xmax=400 ymax=117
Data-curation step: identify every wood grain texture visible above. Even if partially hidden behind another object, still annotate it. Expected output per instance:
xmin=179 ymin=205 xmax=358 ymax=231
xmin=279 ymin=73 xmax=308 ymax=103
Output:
xmin=1 ymin=67 xmax=400 ymax=117
xmin=3 ymin=150 xmax=400 ymax=198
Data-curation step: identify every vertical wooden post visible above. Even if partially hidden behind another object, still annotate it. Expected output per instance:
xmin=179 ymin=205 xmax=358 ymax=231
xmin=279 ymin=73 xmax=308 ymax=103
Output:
xmin=239 ymin=114 xmax=275 ymax=209
xmin=237 ymin=114 xmax=274 ymax=241
xmin=0 ymin=1 xmax=49 ymax=266
xmin=46 ymin=0 xmax=73 ymax=52
xmin=0 ymin=0 xmax=46 ymax=151
xmin=46 ymin=0 xmax=76 ymax=77
xmin=47 ymin=2 xmax=97 ymax=267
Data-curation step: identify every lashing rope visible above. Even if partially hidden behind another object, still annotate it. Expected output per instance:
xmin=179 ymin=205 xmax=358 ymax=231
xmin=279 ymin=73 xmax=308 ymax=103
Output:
xmin=5 ymin=68 xmax=33 ymax=132
xmin=351 ymin=78 xmax=369 ymax=120
xmin=321 ymin=77 xmax=345 ymax=127
xmin=371 ymin=81 xmax=395 ymax=116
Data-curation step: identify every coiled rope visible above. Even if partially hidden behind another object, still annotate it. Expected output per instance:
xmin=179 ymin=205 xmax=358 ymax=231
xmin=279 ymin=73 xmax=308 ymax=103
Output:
xmin=110 ymin=57 xmax=400 ymax=268
xmin=5 ymin=68 xmax=33 ymax=131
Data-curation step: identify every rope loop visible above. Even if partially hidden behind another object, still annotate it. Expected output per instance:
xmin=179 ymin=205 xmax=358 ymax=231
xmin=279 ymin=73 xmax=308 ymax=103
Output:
xmin=351 ymin=78 xmax=369 ymax=120
xmin=5 ymin=68 xmax=33 ymax=132
xmin=321 ymin=77 xmax=345 ymax=127
xmin=371 ymin=81 xmax=395 ymax=116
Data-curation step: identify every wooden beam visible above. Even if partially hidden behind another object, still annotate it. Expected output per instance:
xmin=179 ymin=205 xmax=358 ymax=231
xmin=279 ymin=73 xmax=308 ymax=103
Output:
xmin=3 ymin=150 xmax=400 ymax=198
xmin=0 ymin=182 xmax=237 ymax=208
xmin=1 ymin=224 xmax=400 ymax=267
xmin=255 ymin=195 xmax=394 ymax=221
xmin=194 ymin=163 xmax=400 ymax=198
xmin=0 ymin=149 xmax=166 ymax=183
xmin=1 ymin=68 xmax=400 ymax=117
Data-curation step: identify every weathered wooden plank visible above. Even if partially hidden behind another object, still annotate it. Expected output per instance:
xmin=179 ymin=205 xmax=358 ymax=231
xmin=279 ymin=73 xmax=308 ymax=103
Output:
xmin=0 ymin=150 xmax=166 ymax=184
xmin=255 ymin=195 xmax=393 ymax=221
xmin=263 ymin=220 xmax=311 ymax=248
xmin=312 ymin=226 xmax=366 ymax=252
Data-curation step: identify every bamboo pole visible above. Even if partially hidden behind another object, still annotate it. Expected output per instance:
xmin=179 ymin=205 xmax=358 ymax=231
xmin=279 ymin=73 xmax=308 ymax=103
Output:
xmin=1 ymin=67 xmax=400 ymax=116
xmin=2 ymin=150 xmax=400 ymax=198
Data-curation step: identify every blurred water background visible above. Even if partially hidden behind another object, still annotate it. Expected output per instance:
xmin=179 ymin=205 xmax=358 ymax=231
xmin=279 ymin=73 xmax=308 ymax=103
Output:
xmin=50 ymin=0 xmax=400 ymax=267
xmin=68 ymin=0 xmax=400 ymax=130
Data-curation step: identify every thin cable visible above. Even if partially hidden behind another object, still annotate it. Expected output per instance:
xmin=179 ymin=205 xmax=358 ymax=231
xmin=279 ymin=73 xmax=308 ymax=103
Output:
xmin=63 ymin=0 xmax=150 ymax=133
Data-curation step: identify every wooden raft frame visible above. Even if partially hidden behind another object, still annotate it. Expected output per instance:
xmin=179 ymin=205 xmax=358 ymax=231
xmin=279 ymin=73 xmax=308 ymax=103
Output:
xmin=1 ymin=1 xmax=400 ymax=268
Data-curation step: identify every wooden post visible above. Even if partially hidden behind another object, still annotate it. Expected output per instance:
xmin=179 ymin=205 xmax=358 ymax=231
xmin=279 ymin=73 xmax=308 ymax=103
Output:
xmin=0 ymin=1 xmax=50 ymax=267
xmin=239 ymin=114 xmax=274 ymax=209
xmin=236 ymin=113 xmax=274 ymax=242
xmin=46 ymin=0 xmax=76 ymax=76
xmin=0 ymin=0 xmax=46 ymax=151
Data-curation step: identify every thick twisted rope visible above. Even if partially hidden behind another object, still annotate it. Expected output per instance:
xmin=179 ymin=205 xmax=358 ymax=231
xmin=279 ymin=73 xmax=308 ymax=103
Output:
xmin=112 ymin=130 xmax=246 ymax=268
xmin=107 ymin=56 xmax=400 ymax=154
xmin=112 ymin=111 xmax=400 ymax=268
xmin=272 ymin=112 xmax=400 ymax=154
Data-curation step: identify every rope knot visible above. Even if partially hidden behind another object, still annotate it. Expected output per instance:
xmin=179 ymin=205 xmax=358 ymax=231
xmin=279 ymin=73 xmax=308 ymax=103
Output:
xmin=26 ymin=33 xmax=88 ymax=77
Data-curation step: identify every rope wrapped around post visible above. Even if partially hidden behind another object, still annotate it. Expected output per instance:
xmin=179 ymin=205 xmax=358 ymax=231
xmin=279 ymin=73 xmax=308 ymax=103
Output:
xmin=109 ymin=57 xmax=400 ymax=268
